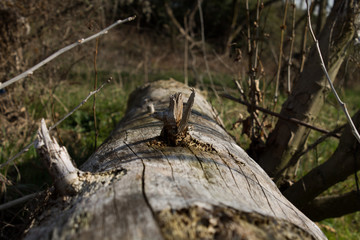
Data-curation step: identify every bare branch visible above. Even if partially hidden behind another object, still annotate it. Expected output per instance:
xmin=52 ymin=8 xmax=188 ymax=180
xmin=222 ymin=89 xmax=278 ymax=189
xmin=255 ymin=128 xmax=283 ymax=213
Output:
xmin=164 ymin=2 xmax=197 ymax=45
xmin=0 ymin=192 xmax=41 ymax=211
xmin=234 ymin=80 xmax=246 ymax=101
xmin=287 ymin=0 xmax=296 ymax=94
xmin=93 ymin=38 xmax=100 ymax=150
xmin=0 ymin=16 xmax=135 ymax=90
xmin=296 ymin=124 xmax=345 ymax=161
xmin=274 ymin=0 xmax=289 ymax=103
xmin=282 ymin=125 xmax=345 ymax=179
xmin=50 ymin=79 xmax=110 ymax=131
xmin=283 ymin=110 xmax=360 ymax=209
xmin=299 ymin=1 xmax=315 ymax=72
xmin=197 ymin=0 xmax=220 ymax=101
xmin=221 ymin=93 xmax=341 ymax=138
xmin=306 ymin=0 xmax=360 ymax=144
xmin=184 ymin=15 xmax=189 ymax=86
xmin=0 ymin=79 xmax=111 ymax=170
xmin=301 ymin=191 xmax=360 ymax=221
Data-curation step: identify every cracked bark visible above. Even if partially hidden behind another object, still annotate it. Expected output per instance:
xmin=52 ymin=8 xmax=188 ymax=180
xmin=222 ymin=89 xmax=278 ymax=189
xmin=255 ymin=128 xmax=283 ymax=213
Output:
xmin=24 ymin=80 xmax=326 ymax=240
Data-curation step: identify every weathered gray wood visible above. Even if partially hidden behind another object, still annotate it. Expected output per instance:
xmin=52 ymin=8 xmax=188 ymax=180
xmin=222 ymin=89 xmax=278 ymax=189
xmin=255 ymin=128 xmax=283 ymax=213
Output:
xmin=24 ymin=79 xmax=326 ymax=240
xmin=35 ymin=119 xmax=82 ymax=196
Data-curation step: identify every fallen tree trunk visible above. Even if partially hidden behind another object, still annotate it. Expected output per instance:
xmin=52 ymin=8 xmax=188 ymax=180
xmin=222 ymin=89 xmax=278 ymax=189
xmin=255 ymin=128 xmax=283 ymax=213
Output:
xmin=24 ymin=79 xmax=326 ymax=240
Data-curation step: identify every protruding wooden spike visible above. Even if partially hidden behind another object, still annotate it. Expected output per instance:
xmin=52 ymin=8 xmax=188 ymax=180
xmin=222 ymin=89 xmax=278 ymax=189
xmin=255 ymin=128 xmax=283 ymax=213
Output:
xmin=169 ymin=93 xmax=183 ymax=126
xmin=36 ymin=119 xmax=82 ymax=196
xmin=178 ymin=89 xmax=195 ymax=134
xmin=153 ymin=90 xmax=195 ymax=146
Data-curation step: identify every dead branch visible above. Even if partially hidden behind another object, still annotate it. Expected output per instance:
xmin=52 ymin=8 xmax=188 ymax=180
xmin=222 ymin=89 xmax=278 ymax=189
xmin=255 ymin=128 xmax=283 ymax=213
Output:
xmin=0 ymin=16 xmax=135 ymax=90
xmin=197 ymin=0 xmax=220 ymax=101
xmin=153 ymin=89 xmax=195 ymax=146
xmin=287 ymin=0 xmax=296 ymax=94
xmin=0 ymin=79 xmax=111 ymax=170
xmin=0 ymin=192 xmax=41 ymax=211
xmin=272 ymin=125 xmax=346 ymax=182
xmin=306 ymin=0 xmax=360 ymax=144
xmin=164 ymin=2 xmax=198 ymax=45
xmin=274 ymin=0 xmax=289 ymax=103
xmin=184 ymin=15 xmax=189 ymax=86
xmin=295 ymin=124 xmax=345 ymax=162
xmin=301 ymin=191 xmax=360 ymax=221
xmin=221 ymin=93 xmax=341 ymax=138
xmin=35 ymin=119 xmax=82 ymax=196
xmin=283 ymin=110 xmax=360 ymax=209
xmin=245 ymin=0 xmax=263 ymax=139
xmin=93 ymin=38 xmax=100 ymax=150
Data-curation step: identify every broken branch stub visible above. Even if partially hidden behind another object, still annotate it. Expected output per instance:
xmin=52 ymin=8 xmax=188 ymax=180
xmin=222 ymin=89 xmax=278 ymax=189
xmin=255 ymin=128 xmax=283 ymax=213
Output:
xmin=153 ymin=89 xmax=195 ymax=146
xmin=35 ymin=119 xmax=82 ymax=196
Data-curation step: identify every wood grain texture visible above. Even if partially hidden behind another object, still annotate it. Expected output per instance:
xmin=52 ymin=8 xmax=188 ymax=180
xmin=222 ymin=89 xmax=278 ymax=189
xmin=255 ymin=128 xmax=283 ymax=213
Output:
xmin=24 ymin=79 xmax=326 ymax=240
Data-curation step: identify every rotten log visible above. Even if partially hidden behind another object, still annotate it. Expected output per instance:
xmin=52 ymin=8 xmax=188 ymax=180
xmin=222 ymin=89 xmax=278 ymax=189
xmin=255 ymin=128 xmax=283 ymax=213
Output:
xmin=24 ymin=79 xmax=326 ymax=240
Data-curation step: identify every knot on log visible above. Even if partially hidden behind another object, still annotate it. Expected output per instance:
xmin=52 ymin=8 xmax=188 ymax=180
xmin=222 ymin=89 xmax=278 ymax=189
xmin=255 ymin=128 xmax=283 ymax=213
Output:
xmin=153 ymin=89 xmax=195 ymax=146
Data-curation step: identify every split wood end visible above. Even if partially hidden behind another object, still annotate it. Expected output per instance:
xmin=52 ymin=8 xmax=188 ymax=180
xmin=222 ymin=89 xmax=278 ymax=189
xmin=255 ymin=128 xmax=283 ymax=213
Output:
xmin=36 ymin=119 xmax=82 ymax=196
xmin=153 ymin=89 xmax=195 ymax=146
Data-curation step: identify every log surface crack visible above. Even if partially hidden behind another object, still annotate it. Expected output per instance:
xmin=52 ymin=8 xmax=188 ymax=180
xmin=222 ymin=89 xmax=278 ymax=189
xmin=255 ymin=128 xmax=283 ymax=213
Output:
xmin=225 ymin=148 xmax=260 ymax=208
xmin=158 ymin=148 xmax=189 ymax=206
xmin=112 ymin=185 xmax=121 ymax=223
xmin=123 ymin=141 xmax=165 ymax=239
xmin=219 ymin=154 xmax=240 ymax=191
xmin=252 ymin=173 xmax=277 ymax=217
xmin=187 ymin=146 xmax=210 ymax=182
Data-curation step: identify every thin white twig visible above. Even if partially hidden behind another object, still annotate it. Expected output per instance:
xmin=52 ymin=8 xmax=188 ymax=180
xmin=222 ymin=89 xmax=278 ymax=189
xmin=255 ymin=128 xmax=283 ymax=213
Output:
xmin=50 ymin=80 xmax=110 ymax=131
xmin=0 ymin=16 xmax=135 ymax=90
xmin=306 ymin=0 xmax=360 ymax=144
xmin=0 ymin=79 xmax=111 ymax=170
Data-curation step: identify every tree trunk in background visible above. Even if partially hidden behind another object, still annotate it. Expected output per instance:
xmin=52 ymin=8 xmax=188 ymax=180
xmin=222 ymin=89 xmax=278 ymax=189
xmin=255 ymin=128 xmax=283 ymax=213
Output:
xmin=283 ymin=110 xmax=360 ymax=212
xmin=316 ymin=0 xmax=328 ymax=36
xmin=255 ymin=0 xmax=358 ymax=181
xmin=23 ymin=80 xmax=326 ymax=240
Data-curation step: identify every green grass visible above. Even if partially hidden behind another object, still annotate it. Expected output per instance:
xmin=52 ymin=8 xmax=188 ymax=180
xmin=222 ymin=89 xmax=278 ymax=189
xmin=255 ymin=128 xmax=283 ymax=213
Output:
xmin=320 ymin=212 xmax=360 ymax=240
xmin=1 ymin=70 xmax=137 ymax=191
